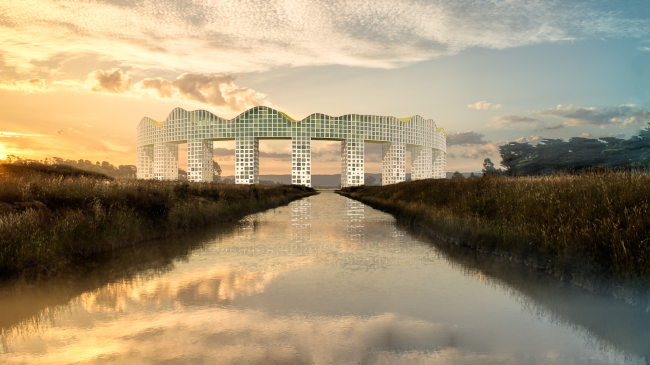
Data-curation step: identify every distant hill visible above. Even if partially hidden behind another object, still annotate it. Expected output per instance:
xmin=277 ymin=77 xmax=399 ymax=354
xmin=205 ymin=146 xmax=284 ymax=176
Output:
xmin=0 ymin=162 xmax=113 ymax=180
xmin=445 ymin=172 xmax=483 ymax=179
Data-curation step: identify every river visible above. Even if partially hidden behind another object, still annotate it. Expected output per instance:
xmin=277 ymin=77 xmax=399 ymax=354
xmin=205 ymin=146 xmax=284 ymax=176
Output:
xmin=1 ymin=193 xmax=648 ymax=364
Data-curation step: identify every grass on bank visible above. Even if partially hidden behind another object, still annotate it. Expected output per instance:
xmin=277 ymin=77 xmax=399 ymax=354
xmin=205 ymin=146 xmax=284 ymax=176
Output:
xmin=0 ymin=164 xmax=315 ymax=279
xmin=338 ymin=171 xmax=650 ymax=281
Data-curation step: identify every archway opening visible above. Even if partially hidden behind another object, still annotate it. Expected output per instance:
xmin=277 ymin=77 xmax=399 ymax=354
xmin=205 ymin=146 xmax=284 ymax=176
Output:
xmin=213 ymin=140 xmax=235 ymax=183
xmin=363 ymin=142 xmax=382 ymax=186
xmin=258 ymin=139 xmax=292 ymax=185
xmin=310 ymin=140 xmax=343 ymax=188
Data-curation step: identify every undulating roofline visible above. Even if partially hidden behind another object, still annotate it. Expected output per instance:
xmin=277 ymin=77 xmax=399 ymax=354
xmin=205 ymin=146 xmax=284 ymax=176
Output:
xmin=141 ymin=105 xmax=444 ymax=133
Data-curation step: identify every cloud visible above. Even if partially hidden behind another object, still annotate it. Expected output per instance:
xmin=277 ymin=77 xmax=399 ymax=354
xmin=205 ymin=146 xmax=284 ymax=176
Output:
xmin=0 ymin=78 xmax=49 ymax=93
xmin=638 ymin=46 xmax=650 ymax=52
xmin=0 ymin=131 xmax=47 ymax=138
xmin=579 ymin=132 xmax=626 ymax=139
xmin=468 ymin=101 xmax=502 ymax=110
xmin=259 ymin=151 xmax=291 ymax=160
xmin=601 ymin=132 xmax=626 ymax=139
xmin=57 ymin=130 xmax=66 ymax=134
xmin=137 ymin=73 xmax=267 ymax=111
xmin=536 ymin=123 xmax=564 ymax=130
xmin=447 ymin=131 xmax=489 ymax=146
xmin=3 ymin=69 xmax=272 ymax=113
xmin=1 ymin=0 xmax=649 ymax=75
xmin=86 ymin=68 xmax=133 ymax=94
xmin=514 ymin=135 xmax=543 ymax=144
xmin=458 ymin=143 xmax=499 ymax=159
xmin=488 ymin=115 xmax=542 ymax=129
xmin=52 ymin=79 xmax=84 ymax=87
xmin=534 ymin=104 xmax=649 ymax=128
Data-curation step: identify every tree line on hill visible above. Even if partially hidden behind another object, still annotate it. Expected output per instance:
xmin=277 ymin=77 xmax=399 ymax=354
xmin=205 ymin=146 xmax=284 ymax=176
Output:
xmin=1 ymin=155 xmax=223 ymax=181
xmin=2 ymin=156 xmax=138 ymax=178
xmin=482 ymin=123 xmax=650 ymax=176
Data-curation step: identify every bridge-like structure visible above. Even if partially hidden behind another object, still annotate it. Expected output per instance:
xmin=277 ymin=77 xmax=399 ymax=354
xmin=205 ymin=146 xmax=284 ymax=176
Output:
xmin=136 ymin=106 xmax=446 ymax=187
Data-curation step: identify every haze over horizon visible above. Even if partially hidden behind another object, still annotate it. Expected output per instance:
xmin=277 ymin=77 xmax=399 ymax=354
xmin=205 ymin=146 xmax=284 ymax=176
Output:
xmin=1 ymin=0 xmax=649 ymax=175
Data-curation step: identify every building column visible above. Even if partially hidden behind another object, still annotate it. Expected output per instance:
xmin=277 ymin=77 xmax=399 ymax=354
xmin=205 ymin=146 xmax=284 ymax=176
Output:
xmin=432 ymin=149 xmax=446 ymax=179
xmin=153 ymin=142 xmax=179 ymax=180
xmin=235 ymin=137 xmax=259 ymax=184
xmin=136 ymin=145 xmax=154 ymax=179
xmin=382 ymin=142 xmax=405 ymax=185
xmin=187 ymin=139 xmax=213 ymax=182
xmin=292 ymin=136 xmax=311 ymax=187
xmin=341 ymin=139 xmax=364 ymax=188
xmin=411 ymin=146 xmax=432 ymax=181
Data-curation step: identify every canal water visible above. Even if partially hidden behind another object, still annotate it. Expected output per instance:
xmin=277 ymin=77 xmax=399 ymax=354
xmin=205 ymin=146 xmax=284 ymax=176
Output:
xmin=1 ymin=193 xmax=649 ymax=364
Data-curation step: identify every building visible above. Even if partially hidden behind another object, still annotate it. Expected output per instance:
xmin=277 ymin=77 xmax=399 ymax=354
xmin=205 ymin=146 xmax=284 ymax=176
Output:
xmin=137 ymin=106 xmax=446 ymax=187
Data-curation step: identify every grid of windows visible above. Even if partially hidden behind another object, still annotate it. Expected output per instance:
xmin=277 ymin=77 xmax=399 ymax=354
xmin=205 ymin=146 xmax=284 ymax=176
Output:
xmin=382 ymin=142 xmax=406 ymax=185
xmin=411 ymin=146 xmax=432 ymax=181
xmin=136 ymin=146 xmax=154 ymax=179
xmin=187 ymin=139 xmax=213 ymax=182
xmin=341 ymin=139 xmax=363 ymax=188
xmin=432 ymin=150 xmax=446 ymax=179
xmin=136 ymin=106 xmax=446 ymax=185
xmin=292 ymin=136 xmax=311 ymax=186
xmin=235 ymin=138 xmax=259 ymax=184
xmin=154 ymin=143 xmax=179 ymax=180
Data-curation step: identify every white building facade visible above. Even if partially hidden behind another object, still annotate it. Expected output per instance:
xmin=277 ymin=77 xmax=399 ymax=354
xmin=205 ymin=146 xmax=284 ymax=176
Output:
xmin=137 ymin=106 xmax=446 ymax=187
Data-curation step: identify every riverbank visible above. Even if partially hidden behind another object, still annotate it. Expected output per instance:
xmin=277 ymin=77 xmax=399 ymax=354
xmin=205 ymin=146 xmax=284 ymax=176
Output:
xmin=0 ymin=164 xmax=316 ymax=279
xmin=338 ymin=171 xmax=650 ymax=284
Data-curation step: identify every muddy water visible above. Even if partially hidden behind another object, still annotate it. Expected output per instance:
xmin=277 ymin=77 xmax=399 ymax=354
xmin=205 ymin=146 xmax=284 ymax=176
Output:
xmin=0 ymin=193 xmax=648 ymax=364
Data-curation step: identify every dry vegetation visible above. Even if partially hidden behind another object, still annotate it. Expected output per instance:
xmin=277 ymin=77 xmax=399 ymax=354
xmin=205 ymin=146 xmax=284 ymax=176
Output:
xmin=339 ymin=171 xmax=650 ymax=281
xmin=0 ymin=164 xmax=315 ymax=279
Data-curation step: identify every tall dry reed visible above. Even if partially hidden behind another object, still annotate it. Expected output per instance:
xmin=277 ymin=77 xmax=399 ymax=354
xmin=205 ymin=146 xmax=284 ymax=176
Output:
xmin=339 ymin=171 xmax=650 ymax=280
xmin=0 ymin=169 xmax=315 ymax=279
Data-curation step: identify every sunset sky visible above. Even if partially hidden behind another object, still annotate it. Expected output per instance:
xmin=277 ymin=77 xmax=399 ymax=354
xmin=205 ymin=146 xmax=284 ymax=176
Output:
xmin=1 ymin=0 xmax=649 ymax=175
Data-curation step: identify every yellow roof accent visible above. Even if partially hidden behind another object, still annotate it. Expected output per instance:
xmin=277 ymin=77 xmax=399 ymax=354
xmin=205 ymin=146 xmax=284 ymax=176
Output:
xmin=397 ymin=117 xmax=413 ymax=123
xmin=147 ymin=117 xmax=164 ymax=126
xmin=279 ymin=111 xmax=296 ymax=122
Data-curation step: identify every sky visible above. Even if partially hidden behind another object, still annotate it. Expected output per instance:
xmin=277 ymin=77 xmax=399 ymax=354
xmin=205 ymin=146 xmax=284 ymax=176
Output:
xmin=1 ymin=0 xmax=649 ymax=175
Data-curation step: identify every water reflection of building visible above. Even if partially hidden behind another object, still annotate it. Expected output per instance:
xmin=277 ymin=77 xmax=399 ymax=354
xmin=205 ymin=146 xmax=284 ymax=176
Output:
xmin=234 ymin=217 xmax=256 ymax=242
xmin=291 ymin=197 xmax=312 ymax=245
xmin=344 ymin=198 xmax=365 ymax=246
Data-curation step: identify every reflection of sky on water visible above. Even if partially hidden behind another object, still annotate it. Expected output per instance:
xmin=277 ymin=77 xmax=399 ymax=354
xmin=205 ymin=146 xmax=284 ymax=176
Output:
xmin=0 ymin=194 xmax=648 ymax=364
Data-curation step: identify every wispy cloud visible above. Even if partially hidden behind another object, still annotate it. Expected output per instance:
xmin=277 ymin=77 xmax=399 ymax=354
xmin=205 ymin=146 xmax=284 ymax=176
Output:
xmin=458 ymin=143 xmax=500 ymax=159
xmin=514 ymin=135 xmax=543 ymax=144
xmin=447 ymin=131 xmax=489 ymax=146
xmin=1 ymin=0 xmax=649 ymax=75
xmin=0 ymin=131 xmax=47 ymax=138
xmin=468 ymin=101 xmax=502 ymax=110
xmin=534 ymin=104 xmax=649 ymax=128
xmin=536 ymin=123 xmax=564 ymax=130
xmin=579 ymin=132 xmax=626 ymax=139
xmin=488 ymin=115 xmax=542 ymax=129
xmin=0 ymin=78 xmax=49 ymax=93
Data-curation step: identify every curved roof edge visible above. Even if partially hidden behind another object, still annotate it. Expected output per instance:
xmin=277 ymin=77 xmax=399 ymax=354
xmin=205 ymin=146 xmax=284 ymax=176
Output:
xmin=139 ymin=106 xmax=444 ymax=131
